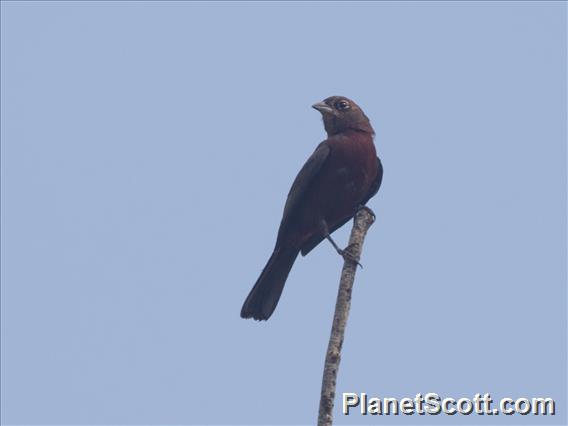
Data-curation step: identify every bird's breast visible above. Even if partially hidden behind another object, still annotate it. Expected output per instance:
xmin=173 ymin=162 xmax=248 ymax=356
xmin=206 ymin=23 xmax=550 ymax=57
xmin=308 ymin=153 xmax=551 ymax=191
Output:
xmin=279 ymin=131 xmax=378 ymax=247
xmin=329 ymin=135 xmax=376 ymax=188
xmin=309 ymin=133 xmax=377 ymax=220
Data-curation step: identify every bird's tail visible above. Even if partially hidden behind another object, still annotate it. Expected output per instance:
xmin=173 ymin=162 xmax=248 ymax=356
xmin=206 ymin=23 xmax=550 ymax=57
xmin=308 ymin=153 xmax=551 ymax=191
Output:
xmin=240 ymin=246 xmax=299 ymax=320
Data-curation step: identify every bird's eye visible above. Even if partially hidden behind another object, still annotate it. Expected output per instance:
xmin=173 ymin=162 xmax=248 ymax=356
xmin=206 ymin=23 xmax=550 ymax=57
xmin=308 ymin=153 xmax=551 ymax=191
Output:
xmin=335 ymin=100 xmax=351 ymax=111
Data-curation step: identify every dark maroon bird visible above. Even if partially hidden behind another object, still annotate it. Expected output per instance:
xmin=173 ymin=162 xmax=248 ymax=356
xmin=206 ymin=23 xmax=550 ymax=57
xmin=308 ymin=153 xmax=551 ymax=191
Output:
xmin=241 ymin=96 xmax=383 ymax=321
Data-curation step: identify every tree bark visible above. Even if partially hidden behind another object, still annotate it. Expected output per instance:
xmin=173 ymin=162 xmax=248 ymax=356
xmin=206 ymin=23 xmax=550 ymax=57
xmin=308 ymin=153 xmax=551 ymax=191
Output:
xmin=317 ymin=207 xmax=375 ymax=426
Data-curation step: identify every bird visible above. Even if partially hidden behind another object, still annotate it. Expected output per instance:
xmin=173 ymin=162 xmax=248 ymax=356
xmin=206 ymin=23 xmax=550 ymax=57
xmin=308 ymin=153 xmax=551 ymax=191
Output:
xmin=240 ymin=96 xmax=383 ymax=321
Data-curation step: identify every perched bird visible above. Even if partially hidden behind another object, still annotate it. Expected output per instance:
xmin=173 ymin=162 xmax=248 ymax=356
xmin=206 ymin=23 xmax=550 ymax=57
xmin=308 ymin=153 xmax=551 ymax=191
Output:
xmin=241 ymin=96 xmax=383 ymax=321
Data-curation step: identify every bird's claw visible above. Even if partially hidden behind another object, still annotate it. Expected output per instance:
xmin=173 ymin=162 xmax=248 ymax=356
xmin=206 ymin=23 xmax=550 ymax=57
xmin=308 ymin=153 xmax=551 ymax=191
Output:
xmin=337 ymin=243 xmax=363 ymax=268
xmin=357 ymin=205 xmax=376 ymax=221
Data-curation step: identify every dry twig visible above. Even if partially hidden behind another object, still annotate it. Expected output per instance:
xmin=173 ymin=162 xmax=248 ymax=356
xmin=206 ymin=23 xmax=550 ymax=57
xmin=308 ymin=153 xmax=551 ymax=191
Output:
xmin=317 ymin=207 xmax=375 ymax=426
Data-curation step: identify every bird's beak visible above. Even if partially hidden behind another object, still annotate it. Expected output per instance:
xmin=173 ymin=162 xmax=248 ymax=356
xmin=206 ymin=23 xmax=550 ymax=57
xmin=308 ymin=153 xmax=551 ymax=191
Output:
xmin=312 ymin=101 xmax=334 ymax=114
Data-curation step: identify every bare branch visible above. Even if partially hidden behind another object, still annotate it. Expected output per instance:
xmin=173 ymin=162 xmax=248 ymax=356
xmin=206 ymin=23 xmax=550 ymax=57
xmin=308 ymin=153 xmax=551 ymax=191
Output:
xmin=317 ymin=207 xmax=375 ymax=426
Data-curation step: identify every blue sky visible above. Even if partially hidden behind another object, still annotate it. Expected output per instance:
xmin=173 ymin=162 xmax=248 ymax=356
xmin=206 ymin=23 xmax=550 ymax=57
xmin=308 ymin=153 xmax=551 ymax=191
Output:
xmin=1 ymin=1 xmax=566 ymax=425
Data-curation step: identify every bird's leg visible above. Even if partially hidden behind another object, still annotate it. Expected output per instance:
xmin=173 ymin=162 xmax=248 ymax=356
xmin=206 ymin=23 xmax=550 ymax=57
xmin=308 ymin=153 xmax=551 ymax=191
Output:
xmin=321 ymin=220 xmax=363 ymax=268
xmin=328 ymin=237 xmax=363 ymax=269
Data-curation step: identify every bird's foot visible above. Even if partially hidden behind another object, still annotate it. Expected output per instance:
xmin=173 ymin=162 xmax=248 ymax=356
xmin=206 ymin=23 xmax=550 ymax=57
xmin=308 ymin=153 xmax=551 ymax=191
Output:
xmin=356 ymin=205 xmax=376 ymax=221
xmin=336 ymin=243 xmax=363 ymax=268
xmin=325 ymin=232 xmax=363 ymax=268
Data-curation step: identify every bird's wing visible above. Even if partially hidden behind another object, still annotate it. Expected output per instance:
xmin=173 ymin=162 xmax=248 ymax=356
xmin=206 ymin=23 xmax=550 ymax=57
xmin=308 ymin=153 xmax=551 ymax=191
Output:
xmin=300 ymin=156 xmax=383 ymax=256
xmin=280 ymin=141 xmax=331 ymax=225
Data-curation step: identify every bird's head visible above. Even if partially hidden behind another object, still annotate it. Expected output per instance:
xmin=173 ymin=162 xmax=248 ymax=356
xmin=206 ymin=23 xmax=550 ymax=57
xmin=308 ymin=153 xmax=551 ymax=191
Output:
xmin=312 ymin=96 xmax=374 ymax=137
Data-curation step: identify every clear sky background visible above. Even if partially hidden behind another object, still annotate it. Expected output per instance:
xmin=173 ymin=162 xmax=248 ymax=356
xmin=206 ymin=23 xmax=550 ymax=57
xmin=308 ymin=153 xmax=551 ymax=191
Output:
xmin=1 ymin=1 xmax=566 ymax=425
